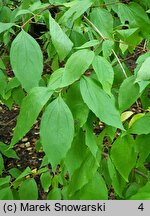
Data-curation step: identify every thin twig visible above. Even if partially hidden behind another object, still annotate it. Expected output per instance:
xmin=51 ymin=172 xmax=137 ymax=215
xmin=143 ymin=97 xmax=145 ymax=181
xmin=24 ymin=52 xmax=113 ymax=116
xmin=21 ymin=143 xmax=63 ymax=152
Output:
xmin=93 ymin=39 xmax=103 ymax=51
xmin=83 ymin=15 xmax=106 ymax=40
xmin=102 ymin=152 xmax=108 ymax=158
xmin=83 ymin=16 xmax=128 ymax=78
xmin=21 ymin=4 xmax=62 ymax=29
xmin=112 ymin=49 xmax=127 ymax=78
xmin=0 ymin=116 xmax=17 ymax=129
xmin=134 ymin=169 xmax=148 ymax=179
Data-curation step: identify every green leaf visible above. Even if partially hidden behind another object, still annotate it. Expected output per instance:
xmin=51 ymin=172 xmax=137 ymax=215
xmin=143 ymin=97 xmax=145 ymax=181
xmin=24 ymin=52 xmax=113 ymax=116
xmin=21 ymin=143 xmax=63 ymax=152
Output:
xmin=136 ymin=134 xmax=150 ymax=167
xmin=135 ymin=51 xmax=150 ymax=74
xmin=125 ymin=182 xmax=139 ymax=199
xmin=0 ymin=154 xmax=4 ymax=175
xmin=105 ymin=125 xmax=116 ymax=141
xmin=14 ymin=167 xmax=32 ymax=182
xmin=128 ymin=112 xmax=150 ymax=135
xmin=118 ymin=76 xmax=140 ymax=112
xmin=90 ymin=8 xmax=113 ymax=38
xmin=0 ymin=187 xmax=13 ymax=200
xmin=0 ymin=142 xmax=19 ymax=159
xmin=5 ymin=77 xmax=20 ymax=93
xmin=60 ymin=0 xmax=93 ymax=23
xmin=40 ymin=155 xmax=49 ymax=168
xmin=103 ymin=0 xmax=119 ymax=11
xmin=0 ymin=22 xmax=14 ymax=34
xmin=11 ymin=188 xmax=20 ymax=200
xmin=0 ymin=70 xmax=7 ymax=96
xmin=10 ymin=87 xmax=52 ymax=147
xmin=19 ymin=178 xmax=38 ymax=200
xmin=140 ymin=84 xmax=150 ymax=109
xmin=129 ymin=3 xmax=150 ymax=36
xmin=136 ymin=57 xmax=150 ymax=81
xmin=117 ymin=4 xmax=134 ymax=26
xmin=121 ymin=111 xmax=134 ymax=123
xmin=49 ymin=14 xmax=73 ymax=61
xmin=129 ymin=181 xmax=150 ymax=200
xmin=107 ymin=156 xmax=126 ymax=198
xmin=80 ymin=77 xmax=123 ymax=129
xmin=40 ymin=96 xmax=74 ymax=170
xmin=65 ymin=130 xmax=87 ymax=177
xmin=47 ymin=188 xmax=61 ymax=200
xmin=92 ymin=55 xmax=114 ymax=95
xmin=0 ymin=6 xmax=11 ymax=23
xmin=85 ymin=124 xmax=98 ymax=158
xmin=48 ymin=68 xmax=64 ymax=90
xmin=0 ymin=59 xmax=6 ymax=70
xmin=118 ymin=3 xmax=150 ymax=37
xmin=74 ymin=40 xmax=99 ymax=50
xmin=68 ymin=151 xmax=99 ymax=197
xmin=102 ymin=40 xmax=114 ymax=58
xmin=40 ymin=172 xmax=51 ymax=192
xmin=72 ymin=173 xmax=108 ymax=200
xmin=36 ymin=167 xmax=49 ymax=175
xmin=110 ymin=135 xmax=137 ymax=182
xmin=62 ymin=49 xmax=94 ymax=86
xmin=128 ymin=113 xmax=145 ymax=128
xmin=10 ymin=30 xmax=43 ymax=91
xmin=9 ymin=168 xmax=22 ymax=179
xmin=116 ymin=28 xmax=140 ymax=44
xmin=0 ymin=176 xmax=11 ymax=187
xmin=64 ymin=82 xmax=89 ymax=127
xmin=15 ymin=9 xmax=32 ymax=18
xmin=70 ymin=31 xmax=87 ymax=47
xmin=12 ymin=87 xmax=25 ymax=106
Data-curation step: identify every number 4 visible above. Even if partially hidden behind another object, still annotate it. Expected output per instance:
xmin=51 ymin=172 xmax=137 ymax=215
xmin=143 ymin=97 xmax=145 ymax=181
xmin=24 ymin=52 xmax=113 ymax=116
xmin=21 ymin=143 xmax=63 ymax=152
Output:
xmin=138 ymin=203 xmax=144 ymax=211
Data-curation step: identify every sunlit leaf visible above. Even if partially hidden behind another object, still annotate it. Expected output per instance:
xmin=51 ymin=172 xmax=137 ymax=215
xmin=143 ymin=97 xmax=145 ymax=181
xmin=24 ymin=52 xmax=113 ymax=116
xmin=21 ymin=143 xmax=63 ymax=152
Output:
xmin=90 ymin=7 xmax=113 ymax=38
xmin=10 ymin=30 xmax=43 ymax=91
xmin=80 ymin=77 xmax=123 ymax=129
xmin=118 ymin=76 xmax=140 ymax=112
xmin=129 ymin=181 xmax=150 ymax=200
xmin=0 ymin=22 xmax=14 ymax=34
xmin=68 ymin=151 xmax=99 ymax=197
xmin=19 ymin=178 xmax=38 ymax=200
xmin=49 ymin=14 xmax=73 ymax=60
xmin=40 ymin=96 xmax=74 ymax=170
xmin=10 ymin=87 xmax=53 ymax=147
xmin=62 ymin=49 xmax=94 ymax=86
xmin=93 ymin=55 xmax=114 ymax=95
xmin=72 ymin=173 xmax=108 ymax=200
xmin=111 ymin=135 xmax=137 ymax=182
xmin=136 ymin=57 xmax=150 ymax=81
xmin=40 ymin=172 xmax=51 ymax=192
xmin=128 ymin=112 xmax=150 ymax=134
xmin=65 ymin=130 xmax=87 ymax=177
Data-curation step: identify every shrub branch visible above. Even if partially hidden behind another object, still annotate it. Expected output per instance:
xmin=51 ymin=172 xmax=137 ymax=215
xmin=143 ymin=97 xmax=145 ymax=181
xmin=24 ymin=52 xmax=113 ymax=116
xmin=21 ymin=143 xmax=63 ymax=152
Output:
xmin=83 ymin=15 xmax=128 ymax=78
xmin=21 ymin=4 xmax=62 ymax=29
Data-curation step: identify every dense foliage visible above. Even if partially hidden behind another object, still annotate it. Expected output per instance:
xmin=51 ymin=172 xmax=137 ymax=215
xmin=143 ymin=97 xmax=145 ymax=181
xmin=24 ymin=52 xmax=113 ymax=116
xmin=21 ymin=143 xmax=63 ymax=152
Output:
xmin=1 ymin=0 xmax=150 ymax=200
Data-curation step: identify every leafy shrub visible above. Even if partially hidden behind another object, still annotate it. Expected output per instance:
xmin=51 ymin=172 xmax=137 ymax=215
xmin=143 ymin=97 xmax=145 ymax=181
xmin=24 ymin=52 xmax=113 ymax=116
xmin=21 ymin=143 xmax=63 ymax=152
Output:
xmin=0 ymin=0 xmax=150 ymax=200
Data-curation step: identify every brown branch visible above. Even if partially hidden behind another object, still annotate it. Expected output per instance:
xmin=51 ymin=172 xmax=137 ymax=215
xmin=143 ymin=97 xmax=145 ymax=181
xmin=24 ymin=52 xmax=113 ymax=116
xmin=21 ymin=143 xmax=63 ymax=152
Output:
xmin=134 ymin=169 xmax=148 ymax=179
xmin=0 ymin=116 xmax=17 ymax=130
xmin=21 ymin=4 xmax=62 ymax=29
